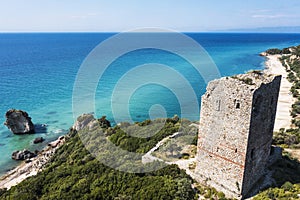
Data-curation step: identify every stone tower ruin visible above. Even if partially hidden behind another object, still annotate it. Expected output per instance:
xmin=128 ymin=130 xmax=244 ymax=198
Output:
xmin=195 ymin=72 xmax=281 ymax=198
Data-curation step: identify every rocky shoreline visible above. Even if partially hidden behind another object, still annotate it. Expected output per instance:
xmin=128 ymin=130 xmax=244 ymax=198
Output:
xmin=0 ymin=136 xmax=65 ymax=189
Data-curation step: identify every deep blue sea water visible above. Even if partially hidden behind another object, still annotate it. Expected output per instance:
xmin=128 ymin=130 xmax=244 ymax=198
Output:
xmin=1 ymin=32 xmax=300 ymax=175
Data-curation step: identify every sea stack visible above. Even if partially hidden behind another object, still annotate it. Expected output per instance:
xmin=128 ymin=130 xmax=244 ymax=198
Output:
xmin=4 ymin=109 xmax=35 ymax=134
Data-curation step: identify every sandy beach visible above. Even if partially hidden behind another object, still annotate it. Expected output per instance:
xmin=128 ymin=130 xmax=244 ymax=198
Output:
xmin=0 ymin=136 xmax=65 ymax=189
xmin=264 ymin=54 xmax=294 ymax=131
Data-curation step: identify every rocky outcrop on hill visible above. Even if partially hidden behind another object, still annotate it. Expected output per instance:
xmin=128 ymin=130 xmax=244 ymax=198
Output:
xmin=12 ymin=149 xmax=37 ymax=160
xmin=4 ymin=109 xmax=35 ymax=134
xmin=72 ymin=114 xmax=112 ymax=134
xmin=72 ymin=114 xmax=95 ymax=131
xmin=98 ymin=116 xmax=111 ymax=128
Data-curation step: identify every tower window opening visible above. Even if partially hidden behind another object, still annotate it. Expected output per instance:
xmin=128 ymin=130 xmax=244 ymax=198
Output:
xmin=234 ymin=99 xmax=241 ymax=109
xmin=215 ymin=100 xmax=221 ymax=111
xmin=250 ymin=149 xmax=255 ymax=160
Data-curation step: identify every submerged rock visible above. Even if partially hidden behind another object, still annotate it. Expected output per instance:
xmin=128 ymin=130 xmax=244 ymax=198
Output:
xmin=12 ymin=149 xmax=37 ymax=160
xmin=33 ymin=137 xmax=45 ymax=144
xmin=4 ymin=109 xmax=35 ymax=134
xmin=34 ymin=124 xmax=47 ymax=133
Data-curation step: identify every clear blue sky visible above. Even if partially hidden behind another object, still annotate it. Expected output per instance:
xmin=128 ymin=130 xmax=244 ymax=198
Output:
xmin=1 ymin=0 xmax=300 ymax=32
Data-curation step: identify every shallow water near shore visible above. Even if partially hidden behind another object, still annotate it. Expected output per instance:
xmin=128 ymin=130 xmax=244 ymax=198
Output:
xmin=1 ymin=33 xmax=300 ymax=175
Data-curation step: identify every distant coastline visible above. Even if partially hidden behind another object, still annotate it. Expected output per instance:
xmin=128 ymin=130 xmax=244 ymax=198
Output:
xmin=222 ymin=26 xmax=300 ymax=33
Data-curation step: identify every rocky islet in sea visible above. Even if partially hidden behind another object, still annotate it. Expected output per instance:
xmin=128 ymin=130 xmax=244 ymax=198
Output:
xmin=4 ymin=109 xmax=35 ymax=134
xmin=3 ymin=109 xmax=50 ymax=161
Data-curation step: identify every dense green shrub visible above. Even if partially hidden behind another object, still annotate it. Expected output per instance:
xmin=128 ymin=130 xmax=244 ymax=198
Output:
xmin=266 ymin=48 xmax=282 ymax=55
xmin=0 ymin=118 xmax=196 ymax=200
xmin=266 ymin=47 xmax=290 ymax=55
xmin=282 ymin=48 xmax=291 ymax=54
xmin=254 ymin=153 xmax=300 ymax=199
xmin=254 ymin=183 xmax=300 ymax=200
xmin=287 ymin=72 xmax=297 ymax=82
xmin=273 ymin=128 xmax=300 ymax=147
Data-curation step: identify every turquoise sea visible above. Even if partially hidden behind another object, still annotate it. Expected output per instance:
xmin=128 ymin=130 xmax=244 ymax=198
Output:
xmin=1 ymin=33 xmax=300 ymax=175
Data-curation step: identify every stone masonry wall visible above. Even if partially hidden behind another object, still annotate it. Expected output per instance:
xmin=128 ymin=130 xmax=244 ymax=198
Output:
xmin=195 ymin=72 xmax=281 ymax=199
xmin=242 ymin=76 xmax=281 ymax=196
